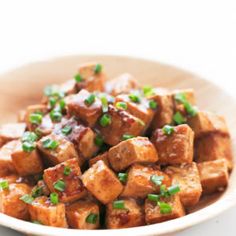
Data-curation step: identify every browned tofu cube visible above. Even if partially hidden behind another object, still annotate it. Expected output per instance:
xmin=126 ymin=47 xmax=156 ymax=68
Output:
xmin=36 ymin=114 xmax=54 ymax=137
xmin=28 ymin=196 xmax=68 ymax=228
xmin=0 ymin=123 xmax=26 ymax=147
xmin=149 ymin=88 xmax=174 ymax=130
xmin=0 ymin=183 xmax=31 ymax=220
xmin=115 ymin=94 xmax=154 ymax=131
xmin=67 ymin=89 xmax=103 ymax=127
xmin=151 ymin=124 xmax=194 ymax=165
xmin=43 ymin=158 xmax=86 ymax=203
xmin=89 ymin=152 xmax=109 ymax=167
xmin=60 ymin=79 xmax=77 ymax=95
xmin=187 ymin=111 xmax=229 ymax=138
xmin=0 ymin=140 xmax=19 ymax=176
xmin=105 ymin=73 xmax=139 ymax=96
xmin=66 ymin=200 xmax=100 ymax=229
xmin=75 ymin=62 xmax=106 ymax=92
xmin=81 ymin=160 xmax=123 ymax=204
xmin=106 ymin=198 xmax=144 ymax=229
xmin=37 ymin=133 xmax=80 ymax=165
xmin=108 ymin=137 xmax=158 ymax=172
xmin=195 ymin=133 xmax=233 ymax=170
xmin=145 ymin=195 xmax=185 ymax=224
xmin=11 ymin=141 xmax=43 ymax=176
xmin=197 ymin=159 xmax=229 ymax=194
xmin=165 ymin=163 xmax=202 ymax=207
xmin=121 ymin=164 xmax=171 ymax=198
xmin=97 ymin=105 xmax=145 ymax=146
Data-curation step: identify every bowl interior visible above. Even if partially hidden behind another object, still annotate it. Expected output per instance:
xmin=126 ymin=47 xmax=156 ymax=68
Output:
xmin=0 ymin=55 xmax=235 ymax=236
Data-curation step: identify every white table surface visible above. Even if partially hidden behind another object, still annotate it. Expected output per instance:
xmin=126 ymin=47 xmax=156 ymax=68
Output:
xmin=0 ymin=0 xmax=235 ymax=235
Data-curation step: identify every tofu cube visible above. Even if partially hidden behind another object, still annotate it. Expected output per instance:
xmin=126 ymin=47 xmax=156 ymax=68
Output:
xmin=145 ymin=195 xmax=185 ymax=224
xmin=187 ymin=111 xmax=229 ymax=138
xmin=115 ymin=94 xmax=154 ymax=131
xmin=28 ymin=196 xmax=68 ymax=228
xmin=11 ymin=141 xmax=43 ymax=176
xmin=36 ymin=114 xmax=54 ymax=136
xmin=151 ymin=124 xmax=194 ymax=165
xmin=165 ymin=163 xmax=202 ymax=207
xmin=0 ymin=140 xmax=19 ymax=176
xmin=66 ymin=200 xmax=100 ymax=229
xmin=105 ymin=73 xmax=139 ymax=96
xmin=195 ymin=133 xmax=233 ymax=170
xmin=106 ymin=198 xmax=144 ymax=229
xmin=89 ymin=152 xmax=110 ymax=167
xmin=149 ymin=88 xmax=174 ymax=130
xmin=121 ymin=164 xmax=171 ymax=198
xmin=76 ymin=62 xmax=106 ymax=92
xmin=197 ymin=159 xmax=229 ymax=194
xmin=0 ymin=123 xmax=26 ymax=147
xmin=98 ymin=105 xmax=145 ymax=146
xmin=43 ymin=158 xmax=86 ymax=203
xmin=81 ymin=160 xmax=123 ymax=204
xmin=37 ymin=133 xmax=79 ymax=165
xmin=108 ymin=137 xmax=158 ymax=172
xmin=67 ymin=89 xmax=103 ymax=127
xmin=0 ymin=183 xmax=31 ymax=220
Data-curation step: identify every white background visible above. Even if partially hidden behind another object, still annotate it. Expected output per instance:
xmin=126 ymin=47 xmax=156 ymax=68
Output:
xmin=0 ymin=0 xmax=235 ymax=235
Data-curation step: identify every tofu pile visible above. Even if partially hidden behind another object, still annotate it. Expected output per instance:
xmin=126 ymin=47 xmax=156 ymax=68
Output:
xmin=0 ymin=62 xmax=233 ymax=229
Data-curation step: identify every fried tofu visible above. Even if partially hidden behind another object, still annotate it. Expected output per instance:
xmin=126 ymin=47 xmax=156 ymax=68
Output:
xmin=11 ymin=141 xmax=43 ymax=176
xmin=0 ymin=140 xmax=19 ymax=176
xmin=187 ymin=111 xmax=229 ymax=138
xmin=66 ymin=200 xmax=100 ymax=229
xmin=75 ymin=62 xmax=106 ymax=92
xmin=121 ymin=164 xmax=171 ymax=198
xmin=37 ymin=133 xmax=79 ymax=165
xmin=197 ymin=159 xmax=229 ymax=194
xmin=145 ymin=195 xmax=185 ymax=224
xmin=108 ymin=137 xmax=158 ymax=172
xmin=89 ymin=152 xmax=109 ymax=167
xmin=67 ymin=89 xmax=103 ymax=127
xmin=165 ymin=163 xmax=202 ymax=207
xmin=0 ymin=183 xmax=31 ymax=220
xmin=106 ymin=198 xmax=144 ymax=229
xmin=105 ymin=73 xmax=139 ymax=96
xmin=36 ymin=114 xmax=54 ymax=136
xmin=194 ymin=133 xmax=233 ymax=170
xmin=43 ymin=158 xmax=86 ymax=203
xmin=28 ymin=196 xmax=68 ymax=228
xmin=97 ymin=105 xmax=145 ymax=146
xmin=151 ymin=124 xmax=194 ymax=165
xmin=0 ymin=123 xmax=26 ymax=147
xmin=81 ymin=160 xmax=123 ymax=204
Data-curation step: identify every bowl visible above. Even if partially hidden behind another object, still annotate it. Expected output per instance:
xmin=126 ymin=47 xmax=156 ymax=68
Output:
xmin=0 ymin=55 xmax=235 ymax=236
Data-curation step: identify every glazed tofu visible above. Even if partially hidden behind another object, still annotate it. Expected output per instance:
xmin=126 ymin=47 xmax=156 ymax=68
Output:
xmin=145 ymin=195 xmax=185 ymax=224
xmin=149 ymin=88 xmax=174 ymax=130
xmin=115 ymin=94 xmax=154 ymax=131
xmin=197 ymin=159 xmax=229 ymax=194
xmin=11 ymin=141 xmax=43 ymax=176
xmin=0 ymin=140 xmax=19 ymax=176
xmin=0 ymin=123 xmax=26 ymax=147
xmin=28 ymin=196 xmax=68 ymax=228
xmin=75 ymin=62 xmax=106 ymax=92
xmin=97 ymin=105 xmax=145 ymax=146
xmin=67 ymin=89 xmax=103 ymax=127
xmin=165 ymin=163 xmax=202 ymax=207
xmin=108 ymin=137 xmax=158 ymax=172
xmin=195 ymin=133 xmax=233 ymax=170
xmin=60 ymin=79 xmax=77 ymax=95
xmin=89 ymin=152 xmax=110 ymax=167
xmin=187 ymin=111 xmax=229 ymax=138
xmin=81 ymin=160 xmax=123 ymax=204
xmin=106 ymin=198 xmax=144 ymax=229
xmin=121 ymin=164 xmax=171 ymax=198
xmin=43 ymin=158 xmax=86 ymax=203
xmin=37 ymin=133 xmax=79 ymax=165
xmin=105 ymin=73 xmax=139 ymax=96
xmin=0 ymin=183 xmax=31 ymax=220
xmin=36 ymin=114 xmax=54 ymax=136
xmin=66 ymin=200 xmax=100 ymax=229
xmin=151 ymin=124 xmax=194 ymax=165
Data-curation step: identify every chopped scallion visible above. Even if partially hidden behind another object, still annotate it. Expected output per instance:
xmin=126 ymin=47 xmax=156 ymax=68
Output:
xmin=162 ymin=125 xmax=175 ymax=135
xmin=118 ymin=173 xmax=128 ymax=183
xmin=42 ymin=138 xmax=59 ymax=150
xmin=99 ymin=114 xmax=111 ymax=127
xmin=86 ymin=213 xmax=98 ymax=224
xmin=53 ymin=180 xmax=66 ymax=192
xmin=50 ymin=192 xmax=59 ymax=205
xmin=112 ymin=200 xmax=125 ymax=209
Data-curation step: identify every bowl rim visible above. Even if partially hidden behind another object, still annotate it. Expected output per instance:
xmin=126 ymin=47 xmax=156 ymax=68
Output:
xmin=0 ymin=54 xmax=235 ymax=236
